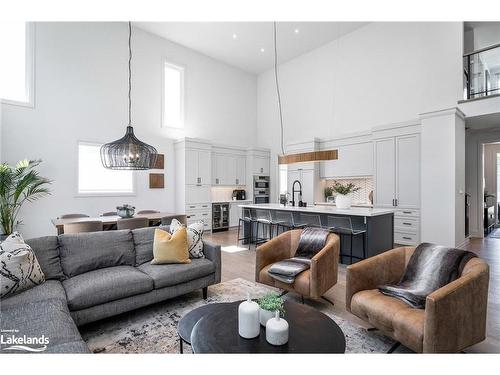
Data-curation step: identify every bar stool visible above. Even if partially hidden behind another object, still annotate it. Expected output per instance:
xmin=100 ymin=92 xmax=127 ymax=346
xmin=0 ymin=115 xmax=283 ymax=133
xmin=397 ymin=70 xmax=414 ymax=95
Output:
xmin=295 ymin=213 xmax=323 ymax=228
xmin=274 ymin=211 xmax=306 ymax=236
xmin=327 ymin=216 xmax=366 ymax=264
xmin=237 ymin=208 xmax=256 ymax=250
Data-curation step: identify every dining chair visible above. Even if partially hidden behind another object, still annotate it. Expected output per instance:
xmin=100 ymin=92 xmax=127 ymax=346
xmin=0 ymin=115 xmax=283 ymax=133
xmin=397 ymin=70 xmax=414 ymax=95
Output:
xmin=58 ymin=213 xmax=90 ymax=219
xmin=137 ymin=210 xmax=160 ymax=214
xmin=63 ymin=221 xmax=103 ymax=234
xmin=117 ymin=217 xmax=150 ymax=230
xmin=100 ymin=211 xmax=117 ymax=216
xmin=161 ymin=215 xmax=187 ymax=226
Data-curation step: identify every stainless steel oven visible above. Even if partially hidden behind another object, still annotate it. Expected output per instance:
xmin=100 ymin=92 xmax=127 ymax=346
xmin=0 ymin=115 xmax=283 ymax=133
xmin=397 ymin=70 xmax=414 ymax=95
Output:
xmin=254 ymin=195 xmax=269 ymax=204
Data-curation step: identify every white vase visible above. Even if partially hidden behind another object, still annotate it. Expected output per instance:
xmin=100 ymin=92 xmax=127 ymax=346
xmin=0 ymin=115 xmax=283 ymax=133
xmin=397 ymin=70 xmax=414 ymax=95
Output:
xmin=266 ymin=310 xmax=289 ymax=346
xmin=335 ymin=194 xmax=351 ymax=209
xmin=259 ymin=308 xmax=274 ymax=326
xmin=238 ymin=292 xmax=260 ymax=339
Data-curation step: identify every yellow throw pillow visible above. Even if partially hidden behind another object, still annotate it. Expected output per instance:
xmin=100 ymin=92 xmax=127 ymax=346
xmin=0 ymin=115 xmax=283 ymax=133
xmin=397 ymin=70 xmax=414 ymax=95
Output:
xmin=151 ymin=228 xmax=191 ymax=265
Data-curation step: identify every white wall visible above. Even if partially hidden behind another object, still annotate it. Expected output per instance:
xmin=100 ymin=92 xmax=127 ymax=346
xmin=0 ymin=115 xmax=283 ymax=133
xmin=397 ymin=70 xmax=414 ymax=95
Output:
xmin=257 ymin=22 xmax=464 ymax=201
xmin=0 ymin=22 xmax=257 ymax=238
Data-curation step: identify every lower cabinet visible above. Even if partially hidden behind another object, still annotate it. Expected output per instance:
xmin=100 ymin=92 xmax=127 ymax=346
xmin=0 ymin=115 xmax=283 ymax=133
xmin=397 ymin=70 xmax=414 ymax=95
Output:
xmin=185 ymin=204 xmax=212 ymax=231
xmin=393 ymin=209 xmax=420 ymax=246
xmin=229 ymin=201 xmax=249 ymax=227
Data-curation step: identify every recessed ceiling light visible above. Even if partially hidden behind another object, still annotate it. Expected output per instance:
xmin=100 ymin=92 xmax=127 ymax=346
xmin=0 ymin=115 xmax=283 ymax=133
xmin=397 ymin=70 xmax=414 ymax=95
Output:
xmin=232 ymin=33 xmax=238 ymax=39
xmin=260 ymin=48 xmax=265 ymax=53
xmin=294 ymin=28 xmax=300 ymax=34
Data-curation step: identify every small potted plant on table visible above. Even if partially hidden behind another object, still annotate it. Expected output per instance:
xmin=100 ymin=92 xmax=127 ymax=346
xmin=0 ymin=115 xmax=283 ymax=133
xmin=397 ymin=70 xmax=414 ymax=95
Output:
xmin=257 ymin=292 xmax=285 ymax=326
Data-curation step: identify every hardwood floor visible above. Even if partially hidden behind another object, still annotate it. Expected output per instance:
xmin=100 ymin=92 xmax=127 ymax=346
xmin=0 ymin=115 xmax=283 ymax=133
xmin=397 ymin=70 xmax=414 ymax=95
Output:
xmin=204 ymin=228 xmax=500 ymax=353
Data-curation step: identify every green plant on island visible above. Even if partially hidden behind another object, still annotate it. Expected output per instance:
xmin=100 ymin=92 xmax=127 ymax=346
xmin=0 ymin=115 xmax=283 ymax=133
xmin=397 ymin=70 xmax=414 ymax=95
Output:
xmin=257 ymin=292 xmax=285 ymax=313
xmin=331 ymin=181 xmax=361 ymax=196
xmin=324 ymin=186 xmax=334 ymax=200
xmin=0 ymin=160 xmax=51 ymax=236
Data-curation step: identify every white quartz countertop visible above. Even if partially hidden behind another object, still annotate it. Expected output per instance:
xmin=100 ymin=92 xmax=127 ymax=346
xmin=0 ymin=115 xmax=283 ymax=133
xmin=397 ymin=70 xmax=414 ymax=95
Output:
xmin=237 ymin=203 xmax=394 ymax=217
xmin=314 ymin=201 xmax=374 ymax=208
xmin=212 ymin=200 xmax=252 ymax=204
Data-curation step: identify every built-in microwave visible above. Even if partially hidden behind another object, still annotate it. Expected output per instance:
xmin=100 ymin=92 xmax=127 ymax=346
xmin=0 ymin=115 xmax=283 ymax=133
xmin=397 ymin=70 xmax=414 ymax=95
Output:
xmin=254 ymin=175 xmax=270 ymax=189
xmin=254 ymin=195 xmax=269 ymax=204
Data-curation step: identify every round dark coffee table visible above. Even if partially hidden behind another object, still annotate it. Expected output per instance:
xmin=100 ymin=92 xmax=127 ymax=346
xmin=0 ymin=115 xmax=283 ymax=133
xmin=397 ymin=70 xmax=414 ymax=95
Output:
xmin=182 ymin=300 xmax=345 ymax=353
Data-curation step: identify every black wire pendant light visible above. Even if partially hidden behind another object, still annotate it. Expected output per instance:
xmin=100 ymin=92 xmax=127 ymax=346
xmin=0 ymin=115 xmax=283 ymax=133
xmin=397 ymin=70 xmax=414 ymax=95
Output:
xmin=100 ymin=22 xmax=158 ymax=170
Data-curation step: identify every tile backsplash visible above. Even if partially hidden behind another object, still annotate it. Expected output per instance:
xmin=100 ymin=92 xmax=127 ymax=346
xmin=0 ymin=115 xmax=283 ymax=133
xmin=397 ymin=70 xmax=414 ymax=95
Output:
xmin=323 ymin=177 xmax=373 ymax=204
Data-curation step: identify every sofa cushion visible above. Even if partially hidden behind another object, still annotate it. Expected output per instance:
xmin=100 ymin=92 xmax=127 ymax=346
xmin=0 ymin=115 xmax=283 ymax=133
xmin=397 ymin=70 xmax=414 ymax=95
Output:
xmin=137 ymin=258 xmax=215 ymax=289
xmin=0 ymin=298 xmax=89 ymax=353
xmin=0 ymin=280 xmax=66 ymax=310
xmin=59 ymin=229 xmax=135 ymax=277
xmin=132 ymin=225 xmax=169 ymax=266
xmin=0 ymin=232 xmax=45 ymax=299
xmin=351 ymin=289 xmax=425 ymax=352
xmin=26 ymin=235 xmax=65 ymax=280
xmin=62 ymin=266 xmax=154 ymax=310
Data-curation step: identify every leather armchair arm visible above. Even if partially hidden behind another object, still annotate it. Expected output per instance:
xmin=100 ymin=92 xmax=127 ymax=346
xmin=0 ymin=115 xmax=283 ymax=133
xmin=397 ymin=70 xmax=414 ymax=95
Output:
xmin=310 ymin=233 xmax=340 ymax=298
xmin=423 ymin=258 xmax=489 ymax=353
xmin=345 ymin=247 xmax=407 ymax=312
xmin=255 ymin=231 xmax=294 ymax=282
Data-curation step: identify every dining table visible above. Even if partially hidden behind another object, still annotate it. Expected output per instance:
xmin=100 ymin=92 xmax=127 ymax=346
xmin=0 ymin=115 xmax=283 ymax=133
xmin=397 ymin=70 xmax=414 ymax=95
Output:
xmin=51 ymin=212 xmax=187 ymax=235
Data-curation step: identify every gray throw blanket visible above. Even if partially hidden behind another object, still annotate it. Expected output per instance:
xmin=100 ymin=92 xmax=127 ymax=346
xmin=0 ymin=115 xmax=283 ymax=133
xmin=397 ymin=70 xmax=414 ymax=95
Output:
xmin=268 ymin=227 xmax=329 ymax=284
xmin=379 ymin=243 xmax=476 ymax=309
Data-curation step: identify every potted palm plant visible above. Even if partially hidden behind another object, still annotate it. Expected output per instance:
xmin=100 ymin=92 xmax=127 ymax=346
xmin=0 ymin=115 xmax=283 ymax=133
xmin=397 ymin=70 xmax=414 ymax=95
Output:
xmin=0 ymin=160 xmax=51 ymax=239
xmin=331 ymin=181 xmax=360 ymax=209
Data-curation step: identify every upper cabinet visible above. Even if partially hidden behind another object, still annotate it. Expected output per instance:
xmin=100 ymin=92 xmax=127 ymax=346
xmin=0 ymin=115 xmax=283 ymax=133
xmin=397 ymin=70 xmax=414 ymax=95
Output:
xmin=185 ymin=148 xmax=212 ymax=186
xmin=320 ymin=142 xmax=373 ymax=178
xmin=212 ymin=148 xmax=247 ymax=186
xmin=252 ymin=156 xmax=270 ymax=175
xmin=374 ymin=133 xmax=420 ymax=209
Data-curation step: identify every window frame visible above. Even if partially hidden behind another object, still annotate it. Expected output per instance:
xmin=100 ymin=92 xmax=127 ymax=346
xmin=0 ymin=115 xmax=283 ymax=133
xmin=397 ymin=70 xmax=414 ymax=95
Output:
xmin=75 ymin=141 xmax=137 ymax=198
xmin=0 ymin=22 xmax=36 ymax=108
xmin=161 ymin=60 xmax=185 ymax=129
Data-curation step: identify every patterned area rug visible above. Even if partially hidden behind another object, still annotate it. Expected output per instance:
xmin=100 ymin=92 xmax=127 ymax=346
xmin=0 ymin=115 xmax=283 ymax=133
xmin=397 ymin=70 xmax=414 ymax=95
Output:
xmin=80 ymin=278 xmax=411 ymax=353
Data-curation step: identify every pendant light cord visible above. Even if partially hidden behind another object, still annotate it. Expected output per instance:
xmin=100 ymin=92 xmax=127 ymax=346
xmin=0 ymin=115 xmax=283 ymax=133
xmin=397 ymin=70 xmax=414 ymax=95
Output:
xmin=128 ymin=21 xmax=132 ymax=126
xmin=273 ymin=22 xmax=285 ymax=156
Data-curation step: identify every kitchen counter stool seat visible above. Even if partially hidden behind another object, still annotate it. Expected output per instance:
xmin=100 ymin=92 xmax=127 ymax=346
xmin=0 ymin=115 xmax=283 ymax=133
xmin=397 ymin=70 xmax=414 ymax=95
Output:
xmin=327 ymin=216 xmax=366 ymax=264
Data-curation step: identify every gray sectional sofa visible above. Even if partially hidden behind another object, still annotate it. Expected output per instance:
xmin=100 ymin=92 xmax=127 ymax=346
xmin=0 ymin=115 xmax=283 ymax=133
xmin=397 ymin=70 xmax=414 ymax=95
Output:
xmin=0 ymin=226 xmax=221 ymax=353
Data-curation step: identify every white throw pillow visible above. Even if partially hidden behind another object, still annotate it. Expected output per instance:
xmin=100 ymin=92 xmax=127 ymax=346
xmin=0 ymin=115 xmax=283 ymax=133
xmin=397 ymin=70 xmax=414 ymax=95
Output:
xmin=169 ymin=219 xmax=205 ymax=259
xmin=0 ymin=232 xmax=45 ymax=299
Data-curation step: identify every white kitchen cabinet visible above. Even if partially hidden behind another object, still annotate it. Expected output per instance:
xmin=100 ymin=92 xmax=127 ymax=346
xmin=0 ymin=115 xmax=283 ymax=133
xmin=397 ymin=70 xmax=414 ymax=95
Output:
xmin=213 ymin=153 xmax=246 ymax=186
xmin=186 ymin=149 xmax=212 ymax=186
xmin=287 ymin=169 xmax=314 ymax=206
xmin=320 ymin=142 xmax=373 ymax=178
xmin=374 ymin=134 xmax=420 ymax=209
xmin=374 ymin=138 xmax=396 ymax=208
xmin=253 ymin=156 xmax=270 ymax=175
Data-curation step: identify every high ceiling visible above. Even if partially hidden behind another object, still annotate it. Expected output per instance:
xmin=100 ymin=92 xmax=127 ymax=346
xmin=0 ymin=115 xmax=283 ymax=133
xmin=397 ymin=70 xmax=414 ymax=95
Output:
xmin=134 ymin=22 xmax=368 ymax=74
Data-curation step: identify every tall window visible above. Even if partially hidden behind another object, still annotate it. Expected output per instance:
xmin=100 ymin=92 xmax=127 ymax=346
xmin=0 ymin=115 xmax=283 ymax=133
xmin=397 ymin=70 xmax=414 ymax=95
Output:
xmin=162 ymin=61 xmax=184 ymax=128
xmin=78 ymin=142 xmax=134 ymax=195
xmin=0 ymin=22 xmax=34 ymax=106
xmin=279 ymin=164 xmax=288 ymax=194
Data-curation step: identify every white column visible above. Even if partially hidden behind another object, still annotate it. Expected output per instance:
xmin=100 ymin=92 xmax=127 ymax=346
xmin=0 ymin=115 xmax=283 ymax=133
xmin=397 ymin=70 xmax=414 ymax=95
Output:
xmin=420 ymin=107 xmax=466 ymax=247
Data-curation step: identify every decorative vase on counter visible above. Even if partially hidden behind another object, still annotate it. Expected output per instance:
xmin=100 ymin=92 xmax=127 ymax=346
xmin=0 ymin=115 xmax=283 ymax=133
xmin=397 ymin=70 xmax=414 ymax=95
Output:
xmin=335 ymin=194 xmax=351 ymax=209
xmin=266 ymin=310 xmax=289 ymax=346
xmin=116 ymin=204 xmax=135 ymax=218
xmin=259 ymin=308 xmax=274 ymax=326
xmin=238 ymin=292 xmax=260 ymax=339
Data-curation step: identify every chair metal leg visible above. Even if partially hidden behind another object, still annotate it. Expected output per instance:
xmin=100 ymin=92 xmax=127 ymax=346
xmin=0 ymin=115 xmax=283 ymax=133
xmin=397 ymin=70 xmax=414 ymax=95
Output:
xmin=349 ymin=233 xmax=353 ymax=265
xmin=362 ymin=232 xmax=366 ymax=259
xmin=179 ymin=335 xmax=184 ymax=354
xmin=387 ymin=342 xmax=401 ymax=353
xmin=301 ymin=295 xmax=305 ymax=304
xmin=367 ymin=327 xmax=378 ymax=332
xmin=321 ymin=296 xmax=335 ymax=306
xmin=279 ymin=290 xmax=289 ymax=297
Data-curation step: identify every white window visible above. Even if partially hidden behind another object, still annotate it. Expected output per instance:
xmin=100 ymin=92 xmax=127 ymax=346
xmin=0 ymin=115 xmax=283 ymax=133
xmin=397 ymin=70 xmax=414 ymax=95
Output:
xmin=77 ymin=142 xmax=134 ymax=196
xmin=279 ymin=164 xmax=288 ymax=194
xmin=0 ymin=22 xmax=35 ymax=106
xmin=162 ymin=61 xmax=184 ymax=128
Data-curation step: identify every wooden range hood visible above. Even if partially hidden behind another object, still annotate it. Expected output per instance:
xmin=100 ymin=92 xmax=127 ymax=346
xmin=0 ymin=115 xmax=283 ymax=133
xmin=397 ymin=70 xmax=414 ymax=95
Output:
xmin=278 ymin=149 xmax=338 ymax=165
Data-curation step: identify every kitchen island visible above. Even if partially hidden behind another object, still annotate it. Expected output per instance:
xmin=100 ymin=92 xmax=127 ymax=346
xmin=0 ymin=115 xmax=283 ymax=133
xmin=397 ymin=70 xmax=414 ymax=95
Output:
xmin=239 ymin=203 xmax=394 ymax=264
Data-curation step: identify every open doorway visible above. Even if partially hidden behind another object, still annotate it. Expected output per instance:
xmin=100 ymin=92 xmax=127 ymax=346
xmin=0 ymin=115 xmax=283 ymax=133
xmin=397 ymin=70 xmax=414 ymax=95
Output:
xmin=482 ymin=142 xmax=500 ymax=237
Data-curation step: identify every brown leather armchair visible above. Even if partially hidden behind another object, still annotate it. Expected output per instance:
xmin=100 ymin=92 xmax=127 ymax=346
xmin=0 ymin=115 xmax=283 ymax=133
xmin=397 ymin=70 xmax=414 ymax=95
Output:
xmin=346 ymin=246 xmax=489 ymax=353
xmin=255 ymin=229 xmax=340 ymax=300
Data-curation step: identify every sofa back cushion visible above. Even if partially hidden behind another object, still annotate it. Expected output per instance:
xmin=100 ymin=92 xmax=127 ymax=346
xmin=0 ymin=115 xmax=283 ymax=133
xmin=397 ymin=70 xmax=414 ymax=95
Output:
xmin=132 ymin=225 xmax=169 ymax=266
xmin=25 ymin=236 xmax=65 ymax=281
xmin=59 ymin=230 xmax=135 ymax=277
